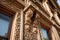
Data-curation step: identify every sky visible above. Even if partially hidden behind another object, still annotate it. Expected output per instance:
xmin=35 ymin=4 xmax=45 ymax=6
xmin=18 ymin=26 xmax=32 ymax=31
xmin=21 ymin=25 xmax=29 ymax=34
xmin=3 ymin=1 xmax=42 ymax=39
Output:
xmin=57 ymin=0 xmax=60 ymax=5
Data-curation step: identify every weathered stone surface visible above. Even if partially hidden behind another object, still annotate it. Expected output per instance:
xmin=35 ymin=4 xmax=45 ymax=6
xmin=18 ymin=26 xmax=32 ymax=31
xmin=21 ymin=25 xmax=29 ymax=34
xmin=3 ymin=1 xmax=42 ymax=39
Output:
xmin=0 ymin=0 xmax=60 ymax=40
xmin=14 ymin=13 xmax=21 ymax=40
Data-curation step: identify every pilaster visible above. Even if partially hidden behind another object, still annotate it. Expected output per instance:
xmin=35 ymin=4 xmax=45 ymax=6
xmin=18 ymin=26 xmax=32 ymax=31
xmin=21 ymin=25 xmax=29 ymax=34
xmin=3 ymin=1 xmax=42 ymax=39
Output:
xmin=49 ymin=25 xmax=60 ymax=40
xmin=24 ymin=9 xmax=38 ymax=40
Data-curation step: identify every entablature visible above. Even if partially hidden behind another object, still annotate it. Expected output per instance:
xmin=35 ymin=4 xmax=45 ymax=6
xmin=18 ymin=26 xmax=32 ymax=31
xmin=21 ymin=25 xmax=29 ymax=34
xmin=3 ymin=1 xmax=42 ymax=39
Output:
xmin=0 ymin=0 xmax=24 ymax=14
xmin=23 ymin=0 xmax=60 ymax=30
xmin=16 ymin=0 xmax=25 ymax=6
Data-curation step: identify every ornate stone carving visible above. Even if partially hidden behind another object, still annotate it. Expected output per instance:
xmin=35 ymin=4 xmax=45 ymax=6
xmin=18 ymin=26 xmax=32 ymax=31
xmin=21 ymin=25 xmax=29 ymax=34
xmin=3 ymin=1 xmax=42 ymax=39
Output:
xmin=24 ymin=9 xmax=38 ymax=40
xmin=14 ymin=13 xmax=21 ymax=40
xmin=42 ymin=1 xmax=53 ymax=19
xmin=24 ymin=8 xmax=43 ymax=40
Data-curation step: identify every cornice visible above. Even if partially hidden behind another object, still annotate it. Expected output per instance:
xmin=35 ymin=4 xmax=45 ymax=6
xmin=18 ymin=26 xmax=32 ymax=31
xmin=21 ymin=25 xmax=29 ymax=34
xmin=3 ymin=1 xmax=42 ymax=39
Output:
xmin=0 ymin=0 xmax=24 ymax=13
xmin=0 ymin=4 xmax=15 ymax=15
xmin=16 ymin=0 xmax=25 ymax=7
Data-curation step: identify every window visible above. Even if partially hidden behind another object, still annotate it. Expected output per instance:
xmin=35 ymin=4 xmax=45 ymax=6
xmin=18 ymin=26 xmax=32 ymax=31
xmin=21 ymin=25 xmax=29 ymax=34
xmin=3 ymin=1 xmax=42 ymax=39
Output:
xmin=41 ymin=29 xmax=49 ymax=40
xmin=0 ymin=13 xmax=11 ymax=40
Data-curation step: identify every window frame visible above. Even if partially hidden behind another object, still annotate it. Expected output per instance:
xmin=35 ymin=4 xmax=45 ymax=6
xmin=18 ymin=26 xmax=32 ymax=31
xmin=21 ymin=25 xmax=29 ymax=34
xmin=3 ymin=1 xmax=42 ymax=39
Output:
xmin=0 ymin=5 xmax=15 ymax=40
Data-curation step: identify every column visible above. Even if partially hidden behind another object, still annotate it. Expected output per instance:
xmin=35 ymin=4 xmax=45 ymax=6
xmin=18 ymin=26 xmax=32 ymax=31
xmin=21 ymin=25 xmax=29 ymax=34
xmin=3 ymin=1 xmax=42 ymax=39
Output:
xmin=24 ymin=9 xmax=40 ymax=40
xmin=14 ymin=12 xmax=21 ymax=40
xmin=24 ymin=9 xmax=34 ymax=40
xmin=20 ymin=10 xmax=24 ymax=40
xmin=49 ymin=27 xmax=55 ymax=40
xmin=36 ymin=12 xmax=44 ymax=40
xmin=10 ymin=12 xmax=19 ymax=40
xmin=49 ymin=26 xmax=60 ymax=40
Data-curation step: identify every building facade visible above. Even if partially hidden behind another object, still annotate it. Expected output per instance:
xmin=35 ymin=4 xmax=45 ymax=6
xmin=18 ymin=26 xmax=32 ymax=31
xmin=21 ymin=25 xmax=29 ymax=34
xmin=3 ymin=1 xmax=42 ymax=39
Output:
xmin=0 ymin=0 xmax=60 ymax=40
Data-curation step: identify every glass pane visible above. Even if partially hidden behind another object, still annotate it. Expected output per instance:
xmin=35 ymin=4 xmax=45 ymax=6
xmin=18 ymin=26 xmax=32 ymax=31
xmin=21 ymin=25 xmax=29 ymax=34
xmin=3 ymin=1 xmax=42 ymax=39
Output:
xmin=41 ymin=29 xmax=49 ymax=40
xmin=0 ymin=13 xmax=11 ymax=37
